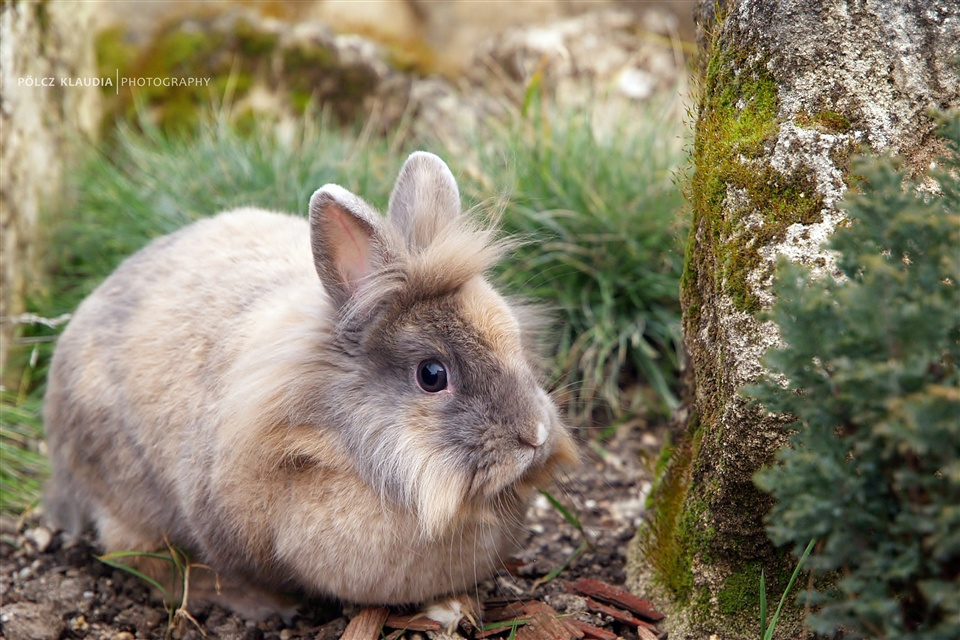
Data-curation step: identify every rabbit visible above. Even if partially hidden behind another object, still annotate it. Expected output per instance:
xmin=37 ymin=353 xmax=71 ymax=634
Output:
xmin=43 ymin=151 xmax=578 ymax=621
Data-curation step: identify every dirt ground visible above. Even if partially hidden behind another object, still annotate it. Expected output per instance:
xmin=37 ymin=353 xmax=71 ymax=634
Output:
xmin=0 ymin=418 xmax=668 ymax=640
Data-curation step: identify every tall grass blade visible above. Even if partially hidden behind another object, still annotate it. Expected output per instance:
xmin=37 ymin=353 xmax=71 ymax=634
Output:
xmin=763 ymin=538 xmax=817 ymax=640
xmin=760 ymin=569 xmax=768 ymax=639
xmin=98 ymin=552 xmax=175 ymax=603
xmin=537 ymin=488 xmax=583 ymax=533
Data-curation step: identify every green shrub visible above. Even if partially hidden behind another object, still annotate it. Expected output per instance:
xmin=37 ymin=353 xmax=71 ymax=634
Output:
xmin=751 ymin=113 xmax=960 ymax=638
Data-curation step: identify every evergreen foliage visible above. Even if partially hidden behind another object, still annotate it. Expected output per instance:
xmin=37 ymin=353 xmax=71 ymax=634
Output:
xmin=751 ymin=112 xmax=960 ymax=638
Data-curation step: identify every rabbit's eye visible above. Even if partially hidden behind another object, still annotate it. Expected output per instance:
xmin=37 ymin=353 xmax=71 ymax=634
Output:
xmin=416 ymin=359 xmax=448 ymax=393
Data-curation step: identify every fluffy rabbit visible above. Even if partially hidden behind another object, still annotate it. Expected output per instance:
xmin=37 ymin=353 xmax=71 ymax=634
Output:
xmin=43 ymin=151 xmax=577 ymax=619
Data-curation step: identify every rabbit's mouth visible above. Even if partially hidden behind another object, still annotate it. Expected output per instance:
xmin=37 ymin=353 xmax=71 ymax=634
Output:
xmin=465 ymin=436 xmax=565 ymax=502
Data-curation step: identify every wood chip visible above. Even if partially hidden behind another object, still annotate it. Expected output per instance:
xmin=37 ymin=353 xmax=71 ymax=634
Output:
xmin=565 ymin=579 xmax=665 ymax=622
xmin=584 ymin=598 xmax=644 ymax=627
xmin=636 ymin=626 xmax=659 ymax=640
xmin=384 ymin=613 xmax=443 ymax=632
xmin=515 ymin=610 xmax=582 ymax=640
xmin=483 ymin=601 xmax=533 ymax=623
xmin=341 ymin=606 xmax=390 ymax=640
xmin=476 ymin=621 xmax=530 ymax=639
xmin=583 ymin=598 xmax=659 ymax=633
xmin=565 ymin=619 xmax=621 ymax=640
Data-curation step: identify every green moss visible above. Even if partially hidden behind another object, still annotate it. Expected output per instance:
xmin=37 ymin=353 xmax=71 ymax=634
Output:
xmin=795 ymin=110 xmax=852 ymax=134
xmin=98 ymin=16 xmax=288 ymax=134
xmin=235 ymin=17 xmax=278 ymax=57
xmin=339 ymin=66 xmax=376 ymax=102
xmin=95 ymin=27 xmax=134 ymax=82
xmin=716 ymin=562 xmax=762 ymax=616
xmin=282 ymin=43 xmax=377 ymax=119
xmin=154 ymin=30 xmax=217 ymax=72
xmin=283 ymin=43 xmax=342 ymax=113
xmin=636 ymin=417 xmax=708 ymax=601
xmin=687 ymin=38 xmax=825 ymax=314
xmin=282 ymin=42 xmax=337 ymax=74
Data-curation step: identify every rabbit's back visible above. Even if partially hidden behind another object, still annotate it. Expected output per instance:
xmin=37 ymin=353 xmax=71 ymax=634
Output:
xmin=44 ymin=208 xmax=319 ymax=544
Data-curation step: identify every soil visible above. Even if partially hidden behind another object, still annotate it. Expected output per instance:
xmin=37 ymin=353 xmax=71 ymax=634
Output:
xmin=0 ymin=418 xmax=668 ymax=640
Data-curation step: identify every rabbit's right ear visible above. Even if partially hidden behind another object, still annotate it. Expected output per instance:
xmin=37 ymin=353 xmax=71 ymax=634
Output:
xmin=309 ymin=185 xmax=386 ymax=307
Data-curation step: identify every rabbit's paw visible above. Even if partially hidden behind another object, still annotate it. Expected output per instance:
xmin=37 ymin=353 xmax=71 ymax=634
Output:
xmin=423 ymin=594 xmax=480 ymax=634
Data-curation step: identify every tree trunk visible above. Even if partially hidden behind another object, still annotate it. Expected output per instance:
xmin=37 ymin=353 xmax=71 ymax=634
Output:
xmin=0 ymin=0 xmax=100 ymax=385
xmin=627 ymin=1 xmax=959 ymax=638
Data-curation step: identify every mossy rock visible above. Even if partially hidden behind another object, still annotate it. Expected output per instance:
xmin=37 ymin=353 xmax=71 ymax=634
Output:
xmin=96 ymin=14 xmax=385 ymax=135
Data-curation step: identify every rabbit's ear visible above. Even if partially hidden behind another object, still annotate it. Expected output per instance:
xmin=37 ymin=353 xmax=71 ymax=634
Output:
xmin=387 ymin=151 xmax=461 ymax=251
xmin=309 ymin=185 xmax=386 ymax=306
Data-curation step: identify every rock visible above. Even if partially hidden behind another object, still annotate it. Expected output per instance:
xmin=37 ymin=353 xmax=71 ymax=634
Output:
xmin=23 ymin=527 xmax=53 ymax=553
xmin=631 ymin=1 xmax=960 ymax=639
xmin=467 ymin=9 xmax=686 ymax=107
xmin=0 ymin=602 xmax=65 ymax=640
xmin=0 ymin=0 xmax=101 ymax=382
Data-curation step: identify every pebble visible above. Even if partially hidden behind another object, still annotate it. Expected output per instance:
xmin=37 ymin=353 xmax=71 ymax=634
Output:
xmin=70 ymin=614 xmax=90 ymax=633
xmin=544 ymin=593 xmax=589 ymax=612
xmin=0 ymin=602 xmax=65 ymax=640
xmin=24 ymin=526 xmax=54 ymax=553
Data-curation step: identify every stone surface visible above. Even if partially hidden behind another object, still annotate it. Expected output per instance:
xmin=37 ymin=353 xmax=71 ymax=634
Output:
xmin=94 ymin=1 xmax=696 ymax=75
xmin=466 ymin=8 xmax=688 ymax=109
xmin=0 ymin=0 xmax=101 ymax=383
xmin=630 ymin=1 xmax=960 ymax=639
xmin=0 ymin=601 xmax=65 ymax=640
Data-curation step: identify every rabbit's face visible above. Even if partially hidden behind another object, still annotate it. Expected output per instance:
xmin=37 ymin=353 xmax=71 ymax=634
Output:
xmin=328 ymin=275 xmax=571 ymax=539
xmin=379 ymin=278 xmax=558 ymax=489
xmin=310 ymin=152 xmax=577 ymax=538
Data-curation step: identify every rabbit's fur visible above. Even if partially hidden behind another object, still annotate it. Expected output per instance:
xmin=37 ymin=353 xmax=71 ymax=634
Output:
xmin=43 ymin=152 xmax=577 ymax=614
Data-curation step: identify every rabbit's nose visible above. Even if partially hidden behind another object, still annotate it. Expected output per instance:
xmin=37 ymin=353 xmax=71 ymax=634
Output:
xmin=518 ymin=421 xmax=548 ymax=450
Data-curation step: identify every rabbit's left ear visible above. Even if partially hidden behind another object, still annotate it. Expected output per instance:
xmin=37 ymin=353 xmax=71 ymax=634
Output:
xmin=309 ymin=184 xmax=386 ymax=308
xmin=387 ymin=151 xmax=461 ymax=251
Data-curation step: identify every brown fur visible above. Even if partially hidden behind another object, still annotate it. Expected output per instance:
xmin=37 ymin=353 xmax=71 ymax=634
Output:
xmin=43 ymin=152 xmax=577 ymax=615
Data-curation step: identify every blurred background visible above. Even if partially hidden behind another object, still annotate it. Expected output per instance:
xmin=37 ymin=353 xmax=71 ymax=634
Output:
xmin=2 ymin=0 xmax=696 ymax=516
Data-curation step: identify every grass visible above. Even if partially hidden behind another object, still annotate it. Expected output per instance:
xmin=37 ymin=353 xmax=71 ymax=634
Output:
xmin=0 ymin=390 xmax=48 ymax=518
xmin=2 ymin=95 xmax=687 ymax=519
xmin=760 ymin=538 xmax=816 ymax=640
xmin=38 ymin=110 xmax=405 ymax=322
xmin=534 ymin=488 xmax=592 ymax=586
xmin=99 ymin=539 xmax=211 ymax=638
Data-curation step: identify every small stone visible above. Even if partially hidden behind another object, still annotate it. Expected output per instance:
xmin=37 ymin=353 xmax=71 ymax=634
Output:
xmin=0 ymin=602 xmax=65 ymax=640
xmin=112 ymin=632 xmax=135 ymax=640
xmin=70 ymin=614 xmax=90 ymax=633
xmin=24 ymin=526 xmax=53 ymax=553
xmin=544 ymin=593 xmax=589 ymax=613
xmin=616 ymin=67 xmax=657 ymax=100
